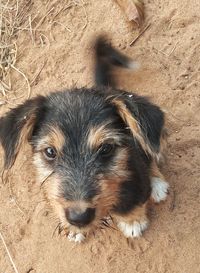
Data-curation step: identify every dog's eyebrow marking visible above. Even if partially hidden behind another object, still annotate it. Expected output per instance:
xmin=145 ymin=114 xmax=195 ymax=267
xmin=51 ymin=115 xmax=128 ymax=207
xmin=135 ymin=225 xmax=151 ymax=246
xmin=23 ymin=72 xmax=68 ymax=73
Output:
xmin=87 ymin=125 xmax=122 ymax=150
xmin=36 ymin=126 xmax=65 ymax=152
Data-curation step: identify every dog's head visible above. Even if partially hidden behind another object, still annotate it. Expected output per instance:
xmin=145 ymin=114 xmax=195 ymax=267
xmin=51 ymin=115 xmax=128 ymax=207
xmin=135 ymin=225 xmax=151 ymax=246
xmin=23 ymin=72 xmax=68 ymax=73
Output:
xmin=0 ymin=88 xmax=164 ymax=235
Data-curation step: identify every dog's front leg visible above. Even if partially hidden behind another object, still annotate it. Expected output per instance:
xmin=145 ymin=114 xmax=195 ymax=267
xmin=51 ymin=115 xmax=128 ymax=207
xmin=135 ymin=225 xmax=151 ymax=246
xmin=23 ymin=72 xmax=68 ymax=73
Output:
xmin=114 ymin=203 xmax=149 ymax=238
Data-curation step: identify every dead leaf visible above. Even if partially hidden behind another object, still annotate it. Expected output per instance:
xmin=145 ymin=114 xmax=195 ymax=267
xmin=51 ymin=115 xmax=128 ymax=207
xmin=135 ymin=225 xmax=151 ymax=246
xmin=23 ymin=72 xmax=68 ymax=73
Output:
xmin=115 ymin=0 xmax=145 ymax=27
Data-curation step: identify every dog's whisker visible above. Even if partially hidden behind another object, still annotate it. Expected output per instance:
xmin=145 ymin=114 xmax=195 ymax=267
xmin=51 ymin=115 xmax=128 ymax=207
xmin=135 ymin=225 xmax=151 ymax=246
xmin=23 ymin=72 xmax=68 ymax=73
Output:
xmin=52 ymin=222 xmax=61 ymax=238
xmin=40 ymin=171 xmax=55 ymax=188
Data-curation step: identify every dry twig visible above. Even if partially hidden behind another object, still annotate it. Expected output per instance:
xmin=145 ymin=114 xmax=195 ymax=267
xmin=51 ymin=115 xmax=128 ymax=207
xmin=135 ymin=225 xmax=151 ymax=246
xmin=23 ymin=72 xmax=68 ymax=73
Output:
xmin=129 ymin=22 xmax=151 ymax=46
xmin=0 ymin=231 xmax=20 ymax=273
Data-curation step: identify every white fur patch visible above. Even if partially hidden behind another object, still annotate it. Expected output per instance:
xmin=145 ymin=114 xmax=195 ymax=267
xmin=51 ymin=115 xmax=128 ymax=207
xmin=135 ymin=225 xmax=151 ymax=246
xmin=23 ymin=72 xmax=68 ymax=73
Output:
xmin=151 ymin=177 xmax=169 ymax=203
xmin=117 ymin=219 xmax=148 ymax=238
xmin=67 ymin=231 xmax=85 ymax=243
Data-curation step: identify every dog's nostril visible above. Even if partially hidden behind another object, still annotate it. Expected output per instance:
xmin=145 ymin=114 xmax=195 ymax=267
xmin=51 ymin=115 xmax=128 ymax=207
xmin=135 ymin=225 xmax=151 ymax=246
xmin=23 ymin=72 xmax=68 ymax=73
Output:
xmin=65 ymin=208 xmax=95 ymax=227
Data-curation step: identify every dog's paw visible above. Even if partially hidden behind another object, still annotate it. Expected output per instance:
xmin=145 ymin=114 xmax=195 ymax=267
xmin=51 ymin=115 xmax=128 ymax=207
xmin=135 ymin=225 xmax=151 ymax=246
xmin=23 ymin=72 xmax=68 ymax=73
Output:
xmin=67 ymin=231 xmax=85 ymax=243
xmin=151 ymin=177 xmax=169 ymax=203
xmin=117 ymin=219 xmax=148 ymax=238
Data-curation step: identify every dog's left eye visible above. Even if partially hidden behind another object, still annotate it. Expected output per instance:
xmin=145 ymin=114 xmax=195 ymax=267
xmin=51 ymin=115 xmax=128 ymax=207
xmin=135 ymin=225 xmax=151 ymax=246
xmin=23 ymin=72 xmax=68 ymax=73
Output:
xmin=99 ymin=143 xmax=115 ymax=157
xmin=44 ymin=147 xmax=57 ymax=160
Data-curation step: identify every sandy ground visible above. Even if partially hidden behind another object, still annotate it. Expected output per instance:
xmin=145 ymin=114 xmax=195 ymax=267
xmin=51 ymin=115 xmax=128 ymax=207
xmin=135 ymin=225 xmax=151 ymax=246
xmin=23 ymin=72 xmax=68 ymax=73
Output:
xmin=0 ymin=0 xmax=200 ymax=272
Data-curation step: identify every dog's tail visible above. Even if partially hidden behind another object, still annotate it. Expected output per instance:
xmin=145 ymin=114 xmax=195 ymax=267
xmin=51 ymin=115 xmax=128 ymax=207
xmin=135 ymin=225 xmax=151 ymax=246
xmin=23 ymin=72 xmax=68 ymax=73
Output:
xmin=94 ymin=35 xmax=139 ymax=87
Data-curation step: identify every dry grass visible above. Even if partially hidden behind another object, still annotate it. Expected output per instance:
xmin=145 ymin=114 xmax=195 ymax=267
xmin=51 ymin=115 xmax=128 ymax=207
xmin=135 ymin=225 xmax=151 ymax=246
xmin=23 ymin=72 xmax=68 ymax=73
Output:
xmin=0 ymin=0 xmax=88 ymax=106
xmin=0 ymin=0 xmax=34 ymax=105
xmin=0 ymin=230 xmax=20 ymax=273
xmin=0 ymin=0 xmax=34 ymax=104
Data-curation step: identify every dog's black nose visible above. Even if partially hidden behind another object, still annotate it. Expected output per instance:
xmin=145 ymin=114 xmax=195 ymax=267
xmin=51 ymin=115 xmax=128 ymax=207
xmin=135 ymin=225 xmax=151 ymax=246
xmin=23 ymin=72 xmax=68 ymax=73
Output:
xmin=65 ymin=207 xmax=95 ymax=227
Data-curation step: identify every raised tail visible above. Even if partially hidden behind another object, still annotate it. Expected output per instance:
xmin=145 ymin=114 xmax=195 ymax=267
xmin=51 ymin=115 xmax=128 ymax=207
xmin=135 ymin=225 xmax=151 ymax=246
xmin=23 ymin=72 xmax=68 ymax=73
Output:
xmin=94 ymin=35 xmax=138 ymax=87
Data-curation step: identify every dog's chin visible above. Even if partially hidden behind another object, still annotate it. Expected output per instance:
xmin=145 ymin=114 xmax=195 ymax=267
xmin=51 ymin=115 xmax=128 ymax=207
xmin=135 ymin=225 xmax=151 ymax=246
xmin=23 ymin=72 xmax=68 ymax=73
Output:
xmin=57 ymin=205 xmax=113 ymax=242
xmin=60 ymin=214 xmax=108 ymax=242
xmin=60 ymin=220 xmax=97 ymax=243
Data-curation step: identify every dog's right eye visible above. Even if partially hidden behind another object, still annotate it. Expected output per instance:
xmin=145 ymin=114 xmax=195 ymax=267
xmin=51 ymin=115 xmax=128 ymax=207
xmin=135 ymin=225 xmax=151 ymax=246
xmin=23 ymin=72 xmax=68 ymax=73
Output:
xmin=44 ymin=147 xmax=57 ymax=160
xmin=98 ymin=143 xmax=115 ymax=157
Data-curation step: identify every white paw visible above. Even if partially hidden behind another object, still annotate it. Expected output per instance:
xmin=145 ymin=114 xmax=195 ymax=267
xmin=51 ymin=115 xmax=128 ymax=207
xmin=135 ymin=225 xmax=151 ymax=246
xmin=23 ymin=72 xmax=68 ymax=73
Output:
xmin=117 ymin=219 xmax=148 ymax=238
xmin=151 ymin=177 xmax=169 ymax=203
xmin=67 ymin=231 xmax=85 ymax=243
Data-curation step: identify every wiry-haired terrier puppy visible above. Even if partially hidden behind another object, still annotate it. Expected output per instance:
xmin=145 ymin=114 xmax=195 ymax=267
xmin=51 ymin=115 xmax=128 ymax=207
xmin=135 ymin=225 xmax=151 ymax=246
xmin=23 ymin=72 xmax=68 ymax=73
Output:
xmin=0 ymin=36 xmax=169 ymax=243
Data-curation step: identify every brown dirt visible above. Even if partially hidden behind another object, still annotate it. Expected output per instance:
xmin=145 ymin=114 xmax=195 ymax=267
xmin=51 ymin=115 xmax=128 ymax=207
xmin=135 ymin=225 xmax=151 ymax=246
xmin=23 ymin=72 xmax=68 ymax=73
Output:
xmin=0 ymin=1 xmax=200 ymax=273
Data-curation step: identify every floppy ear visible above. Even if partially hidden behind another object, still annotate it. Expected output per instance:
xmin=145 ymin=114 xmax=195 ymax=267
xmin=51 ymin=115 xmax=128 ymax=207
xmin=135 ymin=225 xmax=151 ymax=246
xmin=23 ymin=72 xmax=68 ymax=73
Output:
xmin=111 ymin=93 xmax=165 ymax=157
xmin=0 ymin=96 xmax=45 ymax=169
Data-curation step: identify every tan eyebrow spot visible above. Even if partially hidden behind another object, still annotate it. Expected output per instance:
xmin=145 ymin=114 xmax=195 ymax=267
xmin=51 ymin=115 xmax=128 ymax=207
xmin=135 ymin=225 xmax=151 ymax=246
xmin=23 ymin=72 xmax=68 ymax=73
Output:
xmin=87 ymin=125 xmax=108 ymax=149
xmin=87 ymin=125 xmax=122 ymax=150
xmin=36 ymin=126 xmax=65 ymax=152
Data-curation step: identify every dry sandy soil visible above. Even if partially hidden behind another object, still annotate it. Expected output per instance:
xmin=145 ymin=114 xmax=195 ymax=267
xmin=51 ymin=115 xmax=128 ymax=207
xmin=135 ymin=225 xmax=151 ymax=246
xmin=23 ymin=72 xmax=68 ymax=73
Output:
xmin=0 ymin=0 xmax=200 ymax=273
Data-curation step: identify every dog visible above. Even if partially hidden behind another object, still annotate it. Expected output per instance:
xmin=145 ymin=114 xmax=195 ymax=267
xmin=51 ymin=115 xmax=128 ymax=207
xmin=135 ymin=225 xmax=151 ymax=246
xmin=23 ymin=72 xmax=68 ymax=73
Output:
xmin=0 ymin=36 xmax=169 ymax=243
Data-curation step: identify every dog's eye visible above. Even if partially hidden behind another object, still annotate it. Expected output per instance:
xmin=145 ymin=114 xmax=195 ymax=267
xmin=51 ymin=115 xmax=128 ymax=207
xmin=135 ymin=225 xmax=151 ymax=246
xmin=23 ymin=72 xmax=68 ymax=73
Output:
xmin=99 ymin=143 xmax=115 ymax=157
xmin=44 ymin=147 xmax=57 ymax=160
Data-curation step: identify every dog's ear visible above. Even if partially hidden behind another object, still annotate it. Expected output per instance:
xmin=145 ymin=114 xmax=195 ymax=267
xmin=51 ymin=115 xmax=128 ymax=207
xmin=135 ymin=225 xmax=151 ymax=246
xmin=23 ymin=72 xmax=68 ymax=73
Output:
xmin=0 ymin=96 xmax=45 ymax=169
xmin=111 ymin=93 xmax=165 ymax=157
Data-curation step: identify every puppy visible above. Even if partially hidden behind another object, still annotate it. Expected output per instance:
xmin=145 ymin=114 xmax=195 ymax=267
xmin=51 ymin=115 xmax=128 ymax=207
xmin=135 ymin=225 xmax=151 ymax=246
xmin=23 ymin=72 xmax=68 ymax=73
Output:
xmin=0 ymin=36 xmax=169 ymax=243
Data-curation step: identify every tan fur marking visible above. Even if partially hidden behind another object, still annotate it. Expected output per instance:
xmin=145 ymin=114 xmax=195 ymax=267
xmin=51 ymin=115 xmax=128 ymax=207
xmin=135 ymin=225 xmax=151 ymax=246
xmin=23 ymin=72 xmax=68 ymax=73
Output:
xmin=113 ymin=202 xmax=148 ymax=224
xmin=112 ymin=99 xmax=139 ymax=133
xmin=94 ymin=148 xmax=130 ymax=217
xmin=110 ymin=147 xmax=130 ymax=178
xmin=48 ymin=126 xmax=65 ymax=151
xmin=88 ymin=126 xmax=108 ymax=149
xmin=97 ymin=179 xmax=121 ymax=210
xmin=10 ymin=114 xmax=37 ymax=167
xmin=112 ymin=98 xmax=164 ymax=159
xmin=36 ymin=126 xmax=65 ymax=153
xmin=150 ymin=160 xmax=165 ymax=180
xmin=87 ymin=125 xmax=122 ymax=150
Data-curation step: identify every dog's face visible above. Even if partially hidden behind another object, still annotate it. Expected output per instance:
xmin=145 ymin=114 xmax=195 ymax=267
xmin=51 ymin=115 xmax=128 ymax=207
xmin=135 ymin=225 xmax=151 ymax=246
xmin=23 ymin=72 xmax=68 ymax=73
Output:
xmin=32 ymin=90 xmax=133 ymax=233
xmin=0 ymin=88 xmax=164 ymax=235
